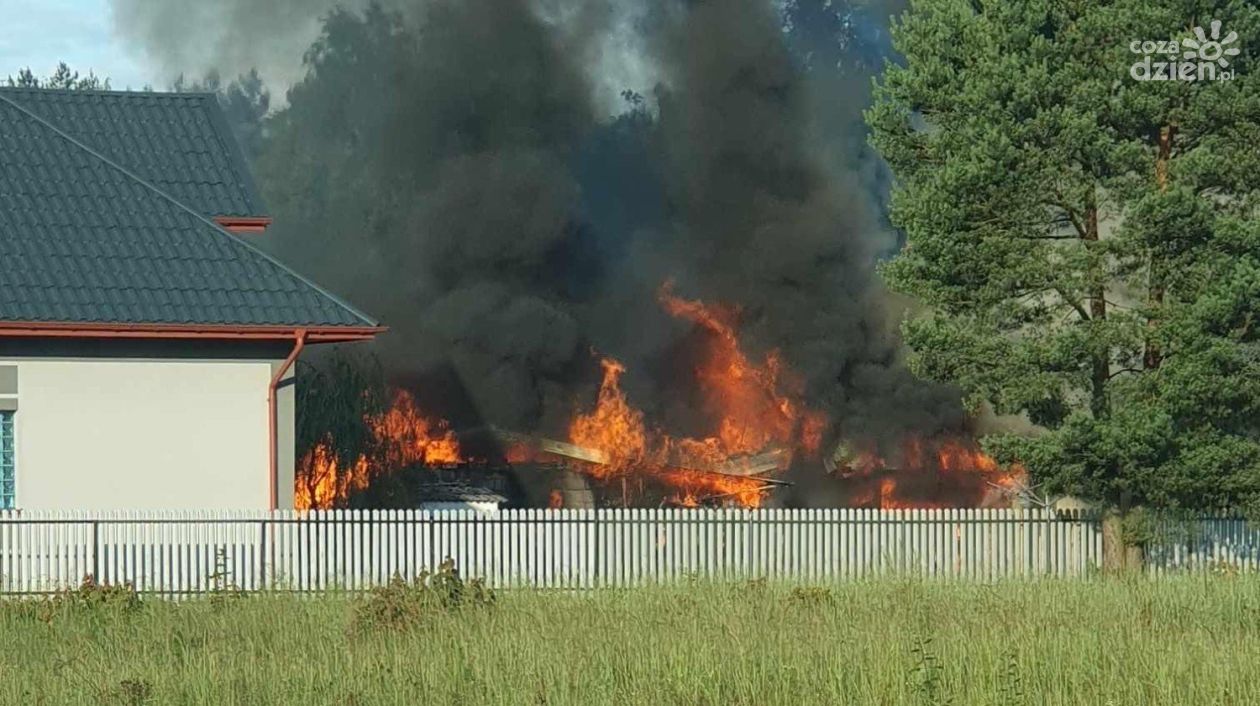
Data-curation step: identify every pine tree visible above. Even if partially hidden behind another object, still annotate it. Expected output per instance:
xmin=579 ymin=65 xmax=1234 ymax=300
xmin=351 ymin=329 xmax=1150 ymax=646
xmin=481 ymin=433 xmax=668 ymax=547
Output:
xmin=172 ymin=69 xmax=271 ymax=159
xmin=6 ymin=62 xmax=109 ymax=90
xmin=869 ymin=0 xmax=1260 ymax=566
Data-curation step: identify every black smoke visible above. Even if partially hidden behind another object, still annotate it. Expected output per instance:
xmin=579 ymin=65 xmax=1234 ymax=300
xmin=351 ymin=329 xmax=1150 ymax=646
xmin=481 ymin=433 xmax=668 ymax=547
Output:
xmin=257 ymin=0 xmax=601 ymax=433
xmin=111 ymin=0 xmax=968 ymax=489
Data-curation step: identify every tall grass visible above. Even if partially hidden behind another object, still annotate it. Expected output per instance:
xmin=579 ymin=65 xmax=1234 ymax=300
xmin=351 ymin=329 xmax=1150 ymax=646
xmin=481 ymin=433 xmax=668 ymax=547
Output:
xmin=2 ymin=575 xmax=1259 ymax=705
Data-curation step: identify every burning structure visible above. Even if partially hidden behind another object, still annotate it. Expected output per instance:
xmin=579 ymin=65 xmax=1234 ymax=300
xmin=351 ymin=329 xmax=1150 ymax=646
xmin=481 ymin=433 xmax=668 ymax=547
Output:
xmin=295 ymin=283 xmax=1022 ymax=510
xmin=110 ymin=0 xmax=1026 ymax=511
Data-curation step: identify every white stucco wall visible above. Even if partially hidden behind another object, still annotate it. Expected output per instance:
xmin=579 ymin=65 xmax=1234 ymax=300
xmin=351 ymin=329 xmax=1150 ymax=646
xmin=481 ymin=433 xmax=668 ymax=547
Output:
xmin=0 ymin=357 xmax=277 ymax=510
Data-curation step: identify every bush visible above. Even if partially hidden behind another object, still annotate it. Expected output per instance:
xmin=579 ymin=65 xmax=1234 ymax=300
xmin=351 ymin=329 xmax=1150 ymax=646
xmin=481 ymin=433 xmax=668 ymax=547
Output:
xmin=788 ymin=586 xmax=835 ymax=606
xmin=739 ymin=576 xmax=768 ymax=597
xmin=354 ymin=558 xmax=494 ymax=631
xmin=37 ymin=575 xmax=142 ymax=623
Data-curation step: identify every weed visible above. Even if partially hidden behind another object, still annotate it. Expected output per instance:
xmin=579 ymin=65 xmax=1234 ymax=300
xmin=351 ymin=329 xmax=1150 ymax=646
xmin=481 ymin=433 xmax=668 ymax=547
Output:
xmin=64 ymin=574 xmax=142 ymax=609
xmin=996 ymin=649 xmax=1024 ymax=705
xmin=787 ymin=586 xmax=834 ymax=606
xmin=37 ymin=575 xmax=141 ymax=622
xmin=354 ymin=557 xmax=493 ymax=631
xmin=1208 ymin=560 xmax=1240 ymax=578
xmin=740 ymin=576 xmax=768 ymax=596
xmin=908 ymin=634 xmax=950 ymax=706
xmin=208 ymin=585 xmax=248 ymax=612
xmin=208 ymin=548 xmax=247 ymax=611
xmin=114 ymin=678 xmax=153 ymax=706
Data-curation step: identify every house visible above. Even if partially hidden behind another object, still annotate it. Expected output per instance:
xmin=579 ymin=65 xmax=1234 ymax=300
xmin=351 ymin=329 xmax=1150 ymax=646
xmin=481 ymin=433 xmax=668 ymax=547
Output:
xmin=0 ymin=88 xmax=382 ymax=511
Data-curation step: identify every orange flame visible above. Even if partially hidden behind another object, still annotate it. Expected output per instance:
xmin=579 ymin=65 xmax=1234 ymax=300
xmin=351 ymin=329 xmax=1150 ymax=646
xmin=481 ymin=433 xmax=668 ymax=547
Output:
xmin=566 ymin=354 xmax=774 ymax=506
xmin=568 ymin=359 xmax=649 ymax=476
xmin=658 ymin=282 xmax=823 ymax=456
xmin=833 ymin=436 xmax=1024 ymax=509
xmin=373 ymin=390 xmax=462 ymax=468
xmin=562 ymin=284 xmax=832 ymax=507
xmin=294 ymin=444 xmax=370 ymax=511
xmin=566 ymin=365 xmax=802 ymax=504
xmin=295 ymin=390 xmax=462 ymax=510
xmin=660 ymin=467 xmax=768 ymax=507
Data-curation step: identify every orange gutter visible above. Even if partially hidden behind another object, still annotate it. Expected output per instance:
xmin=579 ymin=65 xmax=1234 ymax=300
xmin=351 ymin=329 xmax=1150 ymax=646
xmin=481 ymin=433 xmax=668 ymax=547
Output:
xmin=0 ymin=321 xmax=385 ymax=343
xmin=268 ymin=330 xmax=307 ymax=510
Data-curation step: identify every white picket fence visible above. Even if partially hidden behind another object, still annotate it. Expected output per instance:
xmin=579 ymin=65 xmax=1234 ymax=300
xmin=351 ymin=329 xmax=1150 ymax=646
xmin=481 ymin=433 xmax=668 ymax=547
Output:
xmin=0 ymin=508 xmax=1118 ymax=595
xmin=1145 ymin=514 xmax=1260 ymax=574
xmin=1 ymin=508 xmax=1256 ymax=595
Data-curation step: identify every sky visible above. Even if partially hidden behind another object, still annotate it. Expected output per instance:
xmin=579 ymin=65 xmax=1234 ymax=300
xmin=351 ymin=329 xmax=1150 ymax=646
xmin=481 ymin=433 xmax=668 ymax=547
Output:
xmin=0 ymin=0 xmax=656 ymax=113
xmin=0 ymin=0 xmax=152 ymax=89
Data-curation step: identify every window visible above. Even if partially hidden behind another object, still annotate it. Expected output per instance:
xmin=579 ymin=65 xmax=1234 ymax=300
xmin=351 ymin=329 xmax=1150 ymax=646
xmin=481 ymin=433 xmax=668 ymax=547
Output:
xmin=0 ymin=411 xmax=12 ymax=510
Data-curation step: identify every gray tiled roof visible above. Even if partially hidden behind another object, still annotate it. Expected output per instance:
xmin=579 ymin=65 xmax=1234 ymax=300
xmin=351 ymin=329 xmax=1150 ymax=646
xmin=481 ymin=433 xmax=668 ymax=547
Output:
xmin=0 ymin=91 xmax=377 ymax=329
xmin=418 ymin=483 xmax=507 ymax=504
xmin=0 ymin=87 xmax=263 ymax=218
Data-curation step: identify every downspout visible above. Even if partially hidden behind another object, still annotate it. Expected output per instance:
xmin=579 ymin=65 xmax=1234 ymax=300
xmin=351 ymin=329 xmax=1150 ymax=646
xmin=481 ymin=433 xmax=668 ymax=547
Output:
xmin=269 ymin=330 xmax=307 ymax=510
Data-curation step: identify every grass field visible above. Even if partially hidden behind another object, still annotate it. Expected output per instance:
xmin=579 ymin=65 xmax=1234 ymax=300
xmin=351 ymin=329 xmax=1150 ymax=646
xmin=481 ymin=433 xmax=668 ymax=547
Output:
xmin=2 ymin=575 xmax=1259 ymax=705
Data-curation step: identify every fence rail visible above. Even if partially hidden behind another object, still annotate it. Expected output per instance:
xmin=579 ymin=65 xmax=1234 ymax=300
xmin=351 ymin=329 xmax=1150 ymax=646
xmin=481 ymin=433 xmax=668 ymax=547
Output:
xmin=0 ymin=508 xmax=1253 ymax=595
xmin=0 ymin=508 xmax=1102 ymax=595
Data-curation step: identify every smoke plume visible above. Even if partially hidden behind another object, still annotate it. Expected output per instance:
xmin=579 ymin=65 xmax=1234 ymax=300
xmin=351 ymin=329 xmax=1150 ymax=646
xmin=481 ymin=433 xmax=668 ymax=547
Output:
xmin=108 ymin=0 xmax=967 ymax=484
xmin=109 ymin=0 xmax=351 ymax=92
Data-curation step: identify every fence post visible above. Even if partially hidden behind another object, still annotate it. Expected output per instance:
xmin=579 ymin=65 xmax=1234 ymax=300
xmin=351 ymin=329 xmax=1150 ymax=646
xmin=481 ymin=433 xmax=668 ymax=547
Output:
xmin=428 ymin=511 xmax=436 ymax=572
xmin=91 ymin=519 xmax=100 ymax=582
xmin=258 ymin=519 xmax=267 ymax=591
xmin=1043 ymin=507 xmax=1052 ymax=576
xmin=592 ymin=509 xmax=600 ymax=588
xmin=745 ymin=509 xmax=753 ymax=580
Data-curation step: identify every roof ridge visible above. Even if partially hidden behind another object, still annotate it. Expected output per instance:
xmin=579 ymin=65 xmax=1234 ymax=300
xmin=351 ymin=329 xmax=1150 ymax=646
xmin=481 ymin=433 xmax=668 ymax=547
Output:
xmin=0 ymin=91 xmax=380 ymax=329
xmin=0 ymin=86 xmax=216 ymax=99
xmin=198 ymin=88 xmax=268 ymax=216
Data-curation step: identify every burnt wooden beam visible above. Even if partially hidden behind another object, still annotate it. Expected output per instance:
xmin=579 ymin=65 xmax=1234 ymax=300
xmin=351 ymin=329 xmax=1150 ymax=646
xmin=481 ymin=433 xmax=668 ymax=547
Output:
xmin=485 ymin=427 xmax=609 ymax=465
xmin=536 ymin=437 xmax=609 ymax=465
xmin=697 ymin=448 xmax=788 ymax=477
xmin=486 ymin=426 xmax=792 ymax=484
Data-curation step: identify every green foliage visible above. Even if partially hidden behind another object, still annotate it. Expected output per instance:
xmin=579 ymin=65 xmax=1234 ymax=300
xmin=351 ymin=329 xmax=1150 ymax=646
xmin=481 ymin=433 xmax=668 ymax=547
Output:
xmin=294 ymin=350 xmax=389 ymax=507
xmin=171 ymin=69 xmax=271 ymax=159
xmin=57 ymin=575 xmax=142 ymax=611
xmin=249 ymin=4 xmax=475 ymax=302
xmin=869 ymin=0 xmax=1260 ymax=511
xmin=997 ymin=649 xmax=1026 ymax=705
xmin=783 ymin=0 xmax=891 ymax=74
xmin=207 ymin=547 xmax=248 ymax=610
xmin=6 ymin=62 xmax=110 ymax=90
xmin=787 ymin=585 xmax=836 ymax=605
xmin=907 ymin=634 xmax=951 ymax=705
xmin=353 ymin=558 xmax=495 ymax=631
xmin=37 ymin=575 xmax=142 ymax=623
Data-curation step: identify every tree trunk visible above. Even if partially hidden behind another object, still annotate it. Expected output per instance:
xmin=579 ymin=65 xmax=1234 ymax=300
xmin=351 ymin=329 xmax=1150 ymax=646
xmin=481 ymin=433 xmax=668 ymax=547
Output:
xmin=1101 ymin=510 xmax=1126 ymax=573
xmin=1082 ymin=202 xmax=1109 ymax=418
xmin=1144 ymin=125 xmax=1175 ymax=370
xmin=1154 ymin=125 xmax=1173 ymax=191
xmin=1101 ymin=492 xmax=1144 ymax=574
xmin=1125 ymin=539 xmax=1145 ymax=571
